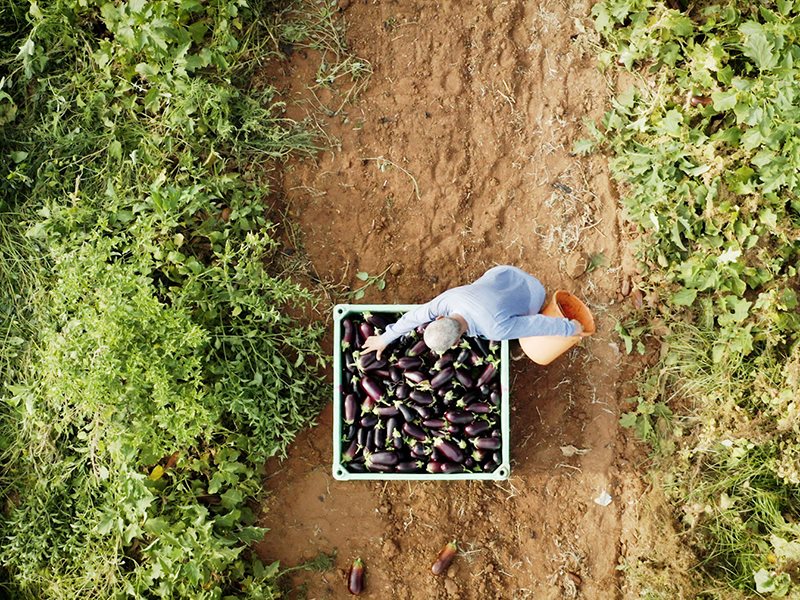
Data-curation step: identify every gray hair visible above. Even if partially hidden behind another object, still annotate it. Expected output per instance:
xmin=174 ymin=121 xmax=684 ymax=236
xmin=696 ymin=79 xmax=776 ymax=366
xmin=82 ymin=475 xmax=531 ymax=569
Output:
xmin=424 ymin=317 xmax=463 ymax=354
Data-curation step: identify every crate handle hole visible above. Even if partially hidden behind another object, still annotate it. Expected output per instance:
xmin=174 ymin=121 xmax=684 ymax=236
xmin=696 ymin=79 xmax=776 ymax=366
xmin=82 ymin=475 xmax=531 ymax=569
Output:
xmin=336 ymin=468 xmax=345 ymax=477
xmin=498 ymin=467 xmax=508 ymax=477
xmin=336 ymin=307 xmax=345 ymax=315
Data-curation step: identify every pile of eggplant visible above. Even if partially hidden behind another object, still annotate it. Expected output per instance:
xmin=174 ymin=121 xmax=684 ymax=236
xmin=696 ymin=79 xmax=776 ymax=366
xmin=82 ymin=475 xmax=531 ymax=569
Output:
xmin=339 ymin=311 xmax=503 ymax=475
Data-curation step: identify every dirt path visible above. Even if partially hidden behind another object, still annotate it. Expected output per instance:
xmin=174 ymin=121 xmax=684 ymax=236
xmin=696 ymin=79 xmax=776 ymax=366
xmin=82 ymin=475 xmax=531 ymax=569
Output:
xmin=256 ymin=1 xmax=645 ymax=598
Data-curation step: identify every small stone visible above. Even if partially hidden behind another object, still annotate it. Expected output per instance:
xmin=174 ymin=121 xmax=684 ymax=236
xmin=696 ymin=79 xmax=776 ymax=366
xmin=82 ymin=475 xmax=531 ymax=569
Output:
xmin=444 ymin=578 xmax=458 ymax=596
xmin=446 ymin=565 xmax=457 ymax=578
xmin=621 ymin=275 xmax=631 ymax=297
xmin=564 ymin=252 xmax=587 ymax=278
xmin=382 ymin=539 xmax=399 ymax=558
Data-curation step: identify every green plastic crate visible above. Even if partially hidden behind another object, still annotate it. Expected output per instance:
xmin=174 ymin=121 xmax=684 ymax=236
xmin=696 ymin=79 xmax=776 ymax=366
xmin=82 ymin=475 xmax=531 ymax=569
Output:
xmin=332 ymin=303 xmax=510 ymax=481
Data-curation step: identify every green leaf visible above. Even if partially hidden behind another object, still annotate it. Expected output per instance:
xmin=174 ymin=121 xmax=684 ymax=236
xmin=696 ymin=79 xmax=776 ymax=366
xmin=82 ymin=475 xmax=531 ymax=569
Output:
xmin=619 ymin=412 xmax=638 ymax=429
xmin=355 ymin=271 xmax=369 ymax=281
xmin=712 ymin=90 xmax=738 ymax=111
xmin=672 ymin=288 xmax=697 ymax=306
xmin=741 ymin=31 xmax=778 ymax=70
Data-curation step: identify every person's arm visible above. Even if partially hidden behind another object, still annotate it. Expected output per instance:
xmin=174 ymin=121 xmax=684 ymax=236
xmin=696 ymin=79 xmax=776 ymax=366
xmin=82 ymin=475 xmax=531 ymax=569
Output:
xmin=499 ymin=314 xmax=580 ymax=338
xmin=361 ymin=301 xmax=441 ymax=359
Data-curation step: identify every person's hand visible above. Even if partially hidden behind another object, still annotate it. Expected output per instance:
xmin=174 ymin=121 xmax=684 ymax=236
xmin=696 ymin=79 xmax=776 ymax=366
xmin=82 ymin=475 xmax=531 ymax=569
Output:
xmin=361 ymin=335 xmax=388 ymax=360
xmin=570 ymin=319 xmax=585 ymax=336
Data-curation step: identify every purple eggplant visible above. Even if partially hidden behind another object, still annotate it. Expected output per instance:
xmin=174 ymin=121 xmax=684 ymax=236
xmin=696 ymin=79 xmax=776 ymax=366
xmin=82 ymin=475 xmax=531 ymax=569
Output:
xmin=466 ymin=402 xmax=492 ymax=414
xmin=359 ymin=414 xmax=378 ymax=429
xmin=367 ymin=451 xmax=399 ymax=467
xmin=344 ymin=394 xmax=360 ymax=424
xmin=348 ymin=557 xmax=365 ymax=595
xmin=389 ymin=367 xmax=402 ymax=382
xmin=426 ymin=461 xmax=445 ymax=474
xmin=342 ymin=319 xmax=355 ymax=350
xmin=386 ymin=416 xmax=401 ymax=440
xmin=455 ymin=349 xmax=471 ymax=365
xmin=430 ymin=429 xmax=446 ymax=438
xmin=482 ymin=461 xmax=499 ymax=473
xmin=434 ymin=439 xmax=464 ymax=463
xmin=444 ymin=410 xmax=474 ymax=425
xmin=422 ymin=418 xmax=446 ymax=429
xmin=473 ymin=437 xmax=501 ymax=450
xmin=360 ymin=376 xmax=384 ymax=402
xmin=375 ymin=423 xmax=387 ymax=448
xmin=403 ymin=370 xmax=428 ymax=385
xmin=489 ymin=390 xmax=501 ymax=406
xmin=359 ymin=322 xmax=374 ymax=340
xmin=357 ymin=427 xmax=368 ymax=447
xmin=395 ymin=383 xmax=411 ymax=400
xmin=471 ymin=337 xmax=489 ymax=357
xmin=348 ymin=462 xmax=367 ymax=473
xmin=375 ymin=405 xmax=399 ymax=417
xmin=342 ymin=439 xmax=359 ymax=462
xmin=409 ymin=390 xmax=434 ymax=406
xmin=433 ymin=353 xmax=456 ymax=370
xmin=345 ymin=351 xmax=358 ymax=372
xmin=367 ymin=462 xmax=394 ymax=472
xmin=365 ymin=429 xmax=376 ymax=452
xmin=441 ymin=462 xmax=465 ymax=474
xmin=476 ymin=364 xmax=496 ymax=388
xmin=411 ymin=442 xmax=429 ymax=458
xmin=396 ymin=356 xmax=423 ymax=370
xmin=365 ymin=312 xmax=392 ymax=330
xmin=412 ymin=405 xmax=434 ymax=420
xmin=446 ymin=423 xmax=461 ymax=435
xmin=454 ymin=369 xmax=474 ymax=389
xmin=396 ymin=460 xmax=423 ymax=472
xmin=403 ymin=422 xmax=427 ymax=441
xmin=397 ymin=403 xmax=416 ymax=423
xmin=406 ymin=339 xmax=429 ymax=357
xmin=344 ymin=424 xmax=357 ymax=441
xmin=431 ymin=366 xmax=456 ymax=389
xmin=464 ymin=421 xmax=491 ymax=437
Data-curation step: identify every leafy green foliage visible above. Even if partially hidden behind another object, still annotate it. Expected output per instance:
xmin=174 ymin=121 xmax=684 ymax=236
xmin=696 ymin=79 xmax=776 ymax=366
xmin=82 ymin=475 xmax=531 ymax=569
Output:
xmin=591 ymin=0 xmax=800 ymax=595
xmin=0 ymin=0 xmax=337 ymax=597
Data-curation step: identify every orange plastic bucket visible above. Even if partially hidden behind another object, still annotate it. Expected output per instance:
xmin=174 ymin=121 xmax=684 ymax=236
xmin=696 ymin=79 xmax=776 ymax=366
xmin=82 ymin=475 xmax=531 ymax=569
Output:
xmin=518 ymin=290 xmax=595 ymax=365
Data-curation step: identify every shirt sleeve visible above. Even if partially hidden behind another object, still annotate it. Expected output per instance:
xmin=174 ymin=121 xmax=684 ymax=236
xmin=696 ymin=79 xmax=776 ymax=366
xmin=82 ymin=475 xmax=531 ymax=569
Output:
xmin=378 ymin=301 xmax=441 ymax=345
xmin=498 ymin=314 xmax=578 ymax=338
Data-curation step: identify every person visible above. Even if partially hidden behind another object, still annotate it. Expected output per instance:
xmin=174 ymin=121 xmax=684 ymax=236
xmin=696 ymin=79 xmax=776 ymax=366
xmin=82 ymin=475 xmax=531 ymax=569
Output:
xmin=361 ymin=265 xmax=584 ymax=359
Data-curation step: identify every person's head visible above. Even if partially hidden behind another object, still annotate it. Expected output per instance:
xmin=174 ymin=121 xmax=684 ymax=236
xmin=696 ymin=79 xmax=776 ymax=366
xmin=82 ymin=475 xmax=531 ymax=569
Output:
xmin=424 ymin=317 xmax=463 ymax=354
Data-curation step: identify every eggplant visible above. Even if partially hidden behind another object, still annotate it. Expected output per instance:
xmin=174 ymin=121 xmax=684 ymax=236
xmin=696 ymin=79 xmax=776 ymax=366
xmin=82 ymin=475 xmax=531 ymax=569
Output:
xmin=482 ymin=461 xmax=499 ymax=473
xmin=426 ymin=461 xmax=445 ymax=474
xmin=406 ymin=339 xmax=429 ymax=357
xmin=375 ymin=405 xmax=399 ymax=417
xmin=441 ymin=462 xmax=465 ymax=474
xmin=464 ymin=421 xmax=491 ymax=437
xmin=374 ymin=424 xmax=387 ymax=449
xmin=361 ymin=395 xmax=376 ymax=413
xmin=403 ymin=370 xmax=428 ymax=384
xmin=409 ymin=390 xmax=434 ymax=406
xmin=466 ymin=402 xmax=492 ymax=414
xmin=344 ymin=424 xmax=358 ymax=441
xmin=455 ymin=348 xmax=470 ymax=364
xmin=430 ymin=429 xmax=446 ymax=438
xmin=489 ymin=390 xmax=501 ymax=406
xmin=454 ymin=369 xmax=474 ymax=389
xmin=345 ymin=351 xmax=358 ymax=372
xmin=342 ymin=319 xmax=355 ymax=350
xmin=471 ymin=336 xmax=489 ymax=357
xmin=473 ymin=437 xmax=501 ymax=450
xmin=396 ymin=460 xmax=423 ymax=472
xmin=403 ymin=422 xmax=427 ymax=441
xmin=367 ymin=462 xmax=394 ymax=472
xmin=446 ymin=423 xmax=461 ymax=435
xmin=422 ymin=418 xmax=446 ymax=429
xmin=360 ymin=377 xmax=384 ymax=402
xmin=389 ymin=367 xmax=402 ymax=382
xmin=344 ymin=394 xmax=360 ymax=424
xmin=386 ymin=416 xmax=400 ymax=438
xmin=395 ymin=383 xmax=411 ymax=400
xmin=359 ymin=322 xmax=374 ymax=340
xmin=396 ymin=356 xmax=423 ymax=370
xmin=365 ymin=429 xmax=376 ymax=453
xmin=342 ymin=439 xmax=359 ymax=462
xmin=357 ymin=427 xmax=368 ymax=448
xmin=411 ymin=442 xmax=429 ymax=458
xmin=365 ymin=312 xmax=392 ymax=330
xmin=444 ymin=410 xmax=474 ymax=425
xmin=412 ymin=405 xmax=433 ymax=420
xmin=367 ymin=451 xmax=399 ymax=467
xmin=492 ymin=451 xmax=501 ymax=464
xmin=431 ymin=366 xmax=456 ymax=389
xmin=348 ymin=462 xmax=367 ymax=473
xmin=434 ymin=439 xmax=464 ymax=463
xmin=433 ymin=353 xmax=456 ymax=370
xmin=476 ymin=364 xmax=496 ymax=388
xmin=397 ymin=403 xmax=416 ymax=423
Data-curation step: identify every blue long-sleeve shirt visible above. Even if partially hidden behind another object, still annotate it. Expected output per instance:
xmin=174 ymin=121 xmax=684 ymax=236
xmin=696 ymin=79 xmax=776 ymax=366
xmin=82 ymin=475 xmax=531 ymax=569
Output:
xmin=379 ymin=265 xmax=578 ymax=344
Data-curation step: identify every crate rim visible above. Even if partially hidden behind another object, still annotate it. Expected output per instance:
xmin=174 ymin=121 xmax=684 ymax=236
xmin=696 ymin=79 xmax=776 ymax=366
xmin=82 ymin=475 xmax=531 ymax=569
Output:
xmin=332 ymin=303 xmax=511 ymax=481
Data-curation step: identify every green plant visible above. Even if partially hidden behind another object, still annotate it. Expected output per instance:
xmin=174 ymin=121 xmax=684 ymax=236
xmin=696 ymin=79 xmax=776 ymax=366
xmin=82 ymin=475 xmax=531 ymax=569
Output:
xmin=349 ymin=267 xmax=389 ymax=300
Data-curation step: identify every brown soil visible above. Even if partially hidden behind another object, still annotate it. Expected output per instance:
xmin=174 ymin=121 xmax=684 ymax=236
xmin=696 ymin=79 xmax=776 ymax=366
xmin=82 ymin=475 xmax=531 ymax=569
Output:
xmin=256 ymin=1 xmax=653 ymax=598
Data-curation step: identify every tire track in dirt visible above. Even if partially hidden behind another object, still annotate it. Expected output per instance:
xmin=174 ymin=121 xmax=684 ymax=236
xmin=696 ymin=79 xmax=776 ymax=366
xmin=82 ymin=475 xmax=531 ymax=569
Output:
xmin=257 ymin=2 xmax=644 ymax=598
